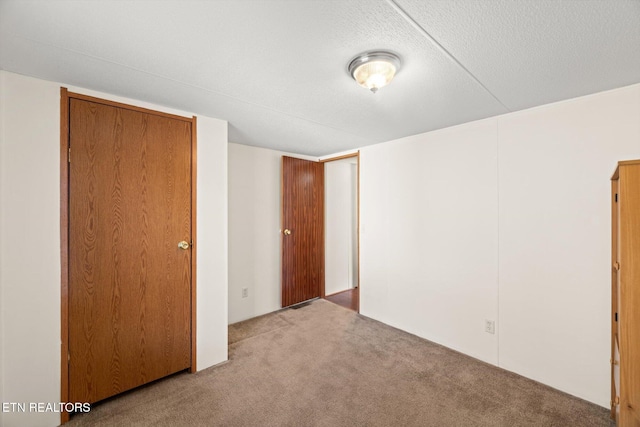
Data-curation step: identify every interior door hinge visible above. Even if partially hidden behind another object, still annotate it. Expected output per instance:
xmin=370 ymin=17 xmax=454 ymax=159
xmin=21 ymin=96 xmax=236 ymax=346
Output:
xmin=68 ymin=147 xmax=71 ymax=163
xmin=615 ymin=193 xmax=618 ymax=202
xmin=68 ymin=351 xmax=71 ymax=363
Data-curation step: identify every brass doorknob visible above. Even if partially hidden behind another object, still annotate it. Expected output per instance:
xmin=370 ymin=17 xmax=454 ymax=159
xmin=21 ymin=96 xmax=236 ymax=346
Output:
xmin=283 ymin=229 xmax=291 ymax=235
xmin=178 ymin=241 xmax=190 ymax=250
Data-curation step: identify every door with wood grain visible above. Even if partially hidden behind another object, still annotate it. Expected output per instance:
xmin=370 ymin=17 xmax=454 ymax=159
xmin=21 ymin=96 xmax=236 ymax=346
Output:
xmin=68 ymin=97 xmax=193 ymax=404
xmin=281 ymin=156 xmax=324 ymax=307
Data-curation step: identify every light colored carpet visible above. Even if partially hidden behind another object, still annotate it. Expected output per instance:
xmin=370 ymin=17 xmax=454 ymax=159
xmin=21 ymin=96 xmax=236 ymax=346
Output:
xmin=67 ymin=299 xmax=614 ymax=426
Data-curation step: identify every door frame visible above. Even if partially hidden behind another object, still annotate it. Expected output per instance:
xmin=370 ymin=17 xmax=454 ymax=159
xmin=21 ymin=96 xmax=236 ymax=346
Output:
xmin=59 ymin=88 xmax=198 ymax=423
xmin=320 ymin=152 xmax=360 ymax=311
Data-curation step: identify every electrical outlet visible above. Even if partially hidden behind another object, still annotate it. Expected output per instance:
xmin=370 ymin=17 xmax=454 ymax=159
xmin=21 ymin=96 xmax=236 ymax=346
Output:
xmin=485 ymin=320 xmax=495 ymax=334
xmin=242 ymin=288 xmax=249 ymax=298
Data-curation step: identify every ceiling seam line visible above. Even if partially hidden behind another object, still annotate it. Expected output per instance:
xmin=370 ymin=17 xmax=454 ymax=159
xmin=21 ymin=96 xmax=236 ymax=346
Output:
xmin=4 ymin=32 xmax=370 ymax=141
xmin=385 ymin=0 xmax=511 ymax=112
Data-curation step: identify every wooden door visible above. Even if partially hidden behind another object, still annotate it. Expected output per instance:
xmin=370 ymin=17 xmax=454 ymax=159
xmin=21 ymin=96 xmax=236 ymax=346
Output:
xmin=68 ymin=97 xmax=193 ymax=404
xmin=281 ymin=156 xmax=324 ymax=307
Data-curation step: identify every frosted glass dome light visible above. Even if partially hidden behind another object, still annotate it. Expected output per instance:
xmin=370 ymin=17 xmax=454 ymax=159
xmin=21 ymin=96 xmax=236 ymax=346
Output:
xmin=348 ymin=51 xmax=401 ymax=93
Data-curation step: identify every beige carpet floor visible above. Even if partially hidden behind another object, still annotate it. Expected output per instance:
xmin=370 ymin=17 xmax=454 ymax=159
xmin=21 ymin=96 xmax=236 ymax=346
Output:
xmin=67 ymin=299 xmax=614 ymax=426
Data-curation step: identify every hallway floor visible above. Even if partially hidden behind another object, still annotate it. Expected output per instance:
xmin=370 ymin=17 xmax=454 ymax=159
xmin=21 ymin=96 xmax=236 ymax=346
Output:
xmin=324 ymin=287 xmax=358 ymax=312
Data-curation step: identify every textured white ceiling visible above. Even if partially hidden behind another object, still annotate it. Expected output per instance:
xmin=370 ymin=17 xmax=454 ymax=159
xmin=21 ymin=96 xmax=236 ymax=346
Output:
xmin=1 ymin=0 xmax=639 ymax=156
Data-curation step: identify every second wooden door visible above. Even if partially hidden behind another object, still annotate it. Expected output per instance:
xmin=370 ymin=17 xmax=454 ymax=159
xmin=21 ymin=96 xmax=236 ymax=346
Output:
xmin=281 ymin=156 xmax=324 ymax=307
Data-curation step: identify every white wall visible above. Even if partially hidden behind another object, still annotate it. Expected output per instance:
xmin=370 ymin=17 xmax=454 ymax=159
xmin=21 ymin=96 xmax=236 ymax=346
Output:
xmin=0 ymin=71 xmax=228 ymax=427
xmin=227 ymin=143 xmax=316 ymax=324
xmin=228 ymin=142 xmax=281 ymax=324
xmin=195 ymin=117 xmax=229 ymax=370
xmin=0 ymin=71 xmax=61 ymax=427
xmin=325 ymin=158 xmax=358 ymax=296
xmin=360 ymin=119 xmax=500 ymax=364
xmin=360 ymin=83 xmax=640 ymax=407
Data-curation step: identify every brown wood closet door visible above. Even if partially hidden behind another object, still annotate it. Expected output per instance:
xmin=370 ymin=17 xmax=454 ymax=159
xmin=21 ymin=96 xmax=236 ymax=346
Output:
xmin=281 ymin=156 xmax=324 ymax=307
xmin=68 ymin=98 xmax=192 ymax=404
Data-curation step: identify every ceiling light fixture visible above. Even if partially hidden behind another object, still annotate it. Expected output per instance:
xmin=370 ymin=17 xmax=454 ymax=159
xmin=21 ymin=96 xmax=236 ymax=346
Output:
xmin=348 ymin=50 xmax=401 ymax=94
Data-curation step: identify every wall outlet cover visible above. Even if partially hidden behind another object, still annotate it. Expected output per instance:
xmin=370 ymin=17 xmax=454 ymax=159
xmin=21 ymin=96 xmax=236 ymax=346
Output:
xmin=485 ymin=320 xmax=495 ymax=334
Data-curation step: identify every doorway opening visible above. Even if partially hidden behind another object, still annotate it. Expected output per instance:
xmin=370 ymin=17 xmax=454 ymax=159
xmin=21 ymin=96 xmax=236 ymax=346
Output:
xmin=322 ymin=153 xmax=359 ymax=312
